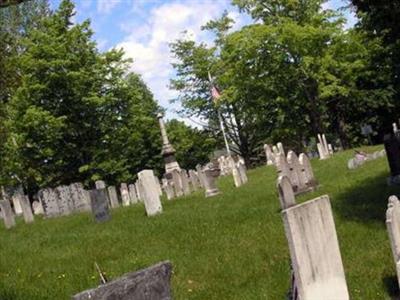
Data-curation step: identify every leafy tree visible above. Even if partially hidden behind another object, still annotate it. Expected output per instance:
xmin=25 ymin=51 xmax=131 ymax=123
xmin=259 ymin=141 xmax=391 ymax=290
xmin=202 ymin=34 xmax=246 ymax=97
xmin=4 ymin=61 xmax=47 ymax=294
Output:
xmin=166 ymin=119 xmax=217 ymax=170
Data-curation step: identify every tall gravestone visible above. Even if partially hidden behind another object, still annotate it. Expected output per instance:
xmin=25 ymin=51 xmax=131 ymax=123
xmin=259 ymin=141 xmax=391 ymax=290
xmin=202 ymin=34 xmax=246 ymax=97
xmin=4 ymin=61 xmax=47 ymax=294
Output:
xmin=228 ymin=156 xmax=242 ymax=187
xmin=20 ymin=195 xmax=34 ymax=224
xmin=138 ymin=170 xmax=163 ymax=216
xmin=70 ymin=183 xmax=91 ymax=212
xmin=120 ymin=183 xmax=131 ymax=207
xmin=282 ymin=195 xmax=349 ymax=300
xmin=72 ymin=261 xmax=173 ymax=300
xmin=38 ymin=188 xmax=60 ymax=218
xmin=128 ymin=184 xmax=138 ymax=204
xmin=89 ymin=189 xmax=111 ymax=223
xmin=11 ymin=193 xmax=23 ymax=215
xmin=180 ymin=170 xmax=191 ymax=196
xmin=237 ymin=161 xmax=248 ymax=184
xmin=107 ymin=186 xmax=120 ymax=209
xmin=195 ymin=164 xmax=205 ymax=188
xmin=264 ymin=144 xmax=274 ymax=166
xmin=386 ymin=195 xmax=400 ymax=288
xmin=0 ymin=200 xmax=15 ymax=229
xmin=55 ymin=185 xmax=73 ymax=216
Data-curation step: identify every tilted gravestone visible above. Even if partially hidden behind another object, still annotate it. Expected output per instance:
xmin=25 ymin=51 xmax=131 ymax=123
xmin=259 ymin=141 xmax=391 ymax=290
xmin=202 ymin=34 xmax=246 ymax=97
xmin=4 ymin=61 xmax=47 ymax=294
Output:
xmin=89 ymin=189 xmax=111 ymax=223
xmin=128 ymin=184 xmax=138 ymax=204
xmin=95 ymin=180 xmax=106 ymax=190
xmin=135 ymin=180 xmax=145 ymax=203
xmin=277 ymin=176 xmax=296 ymax=210
xmin=107 ymin=186 xmax=120 ymax=209
xmin=287 ymin=151 xmax=303 ymax=192
xmin=282 ymin=195 xmax=349 ymax=300
xmin=20 ymin=195 xmax=34 ymax=224
xmin=120 ymin=183 xmax=131 ymax=207
xmin=275 ymin=153 xmax=291 ymax=181
xmin=0 ymin=200 xmax=15 ymax=229
xmin=195 ymin=164 xmax=206 ymax=188
xmin=299 ymin=153 xmax=318 ymax=190
xmin=228 ymin=156 xmax=242 ymax=187
xmin=138 ymin=170 xmax=162 ymax=216
xmin=264 ymin=144 xmax=274 ymax=166
xmin=386 ymin=195 xmax=400 ymax=288
xmin=237 ymin=161 xmax=248 ymax=185
xmin=72 ymin=261 xmax=172 ymax=300
xmin=11 ymin=193 xmax=23 ymax=215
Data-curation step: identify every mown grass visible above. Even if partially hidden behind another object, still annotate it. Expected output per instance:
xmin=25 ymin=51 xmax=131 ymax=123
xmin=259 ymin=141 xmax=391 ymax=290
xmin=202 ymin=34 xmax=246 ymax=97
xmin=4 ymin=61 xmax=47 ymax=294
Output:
xmin=1 ymin=145 xmax=399 ymax=299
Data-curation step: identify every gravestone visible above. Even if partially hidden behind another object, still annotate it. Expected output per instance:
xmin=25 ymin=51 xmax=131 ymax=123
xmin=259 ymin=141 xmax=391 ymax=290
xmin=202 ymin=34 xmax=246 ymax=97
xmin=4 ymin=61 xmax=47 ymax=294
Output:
xmin=277 ymin=175 xmax=296 ymax=210
xmin=180 ymin=170 xmax=191 ymax=196
xmin=55 ymin=185 xmax=73 ymax=216
xmin=11 ymin=193 xmax=23 ymax=215
xmin=282 ymin=195 xmax=349 ymax=300
xmin=275 ymin=153 xmax=291 ymax=180
xmin=237 ymin=161 xmax=248 ymax=185
xmin=95 ymin=180 xmax=106 ymax=189
xmin=228 ymin=156 xmax=242 ymax=187
xmin=196 ymin=164 xmax=205 ymax=188
xmin=386 ymin=195 xmax=400 ymax=288
xmin=72 ymin=261 xmax=173 ymax=300
xmin=120 ymin=183 xmax=131 ymax=207
xmin=154 ymin=177 xmax=163 ymax=196
xmin=128 ymin=184 xmax=138 ymax=204
xmin=70 ymin=183 xmax=91 ymax=212
xmin=89 ymin=189 xmax=111 ymax=223
xmin=277 ymin=142 xmax=285 ymax=156
xmin=135 ymin=180 xmax=145 ymax=203
xmin=188 ymin=170 xmax=200 ymax=191
xmin=202 ymin=166 xmax=221 ymax=198
xmin=0 ymin=200 xmax=15 ymax=229
xmin=299 ymin=153 xmax=317 ymax=189
xmin=138 ymin=170 xmax=162 ymax=216
xmin=32 ymin=200 xmax=44 ymax=215
xmin=264 ymin=144 xmax=274 ymax=166
xmin=169 ymin=170 xmax=183 ymax=197
xmin=107 ymin=186 xmax=120 ymax=208
xmin=384 ymin=133 xmax=400 ymax=184
xmin=20 ymin=195 xmax=34 ymax=224
xmin=161 ymin=178 xmax=175 ymax=200
xmin=38 ymin=188 xmax=60 ymax=218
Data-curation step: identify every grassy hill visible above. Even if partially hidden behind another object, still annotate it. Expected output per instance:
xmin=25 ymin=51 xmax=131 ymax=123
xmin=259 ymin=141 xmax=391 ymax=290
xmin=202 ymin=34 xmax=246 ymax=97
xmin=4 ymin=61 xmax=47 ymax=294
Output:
xmin=1 ymin=145 xmax=399 ymax=299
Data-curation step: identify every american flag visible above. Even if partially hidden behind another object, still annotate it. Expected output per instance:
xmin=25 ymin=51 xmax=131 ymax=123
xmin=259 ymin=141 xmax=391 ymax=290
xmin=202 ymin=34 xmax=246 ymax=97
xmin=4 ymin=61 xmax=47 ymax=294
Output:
xmin=208 ymin=71 xmax=221 ymax=104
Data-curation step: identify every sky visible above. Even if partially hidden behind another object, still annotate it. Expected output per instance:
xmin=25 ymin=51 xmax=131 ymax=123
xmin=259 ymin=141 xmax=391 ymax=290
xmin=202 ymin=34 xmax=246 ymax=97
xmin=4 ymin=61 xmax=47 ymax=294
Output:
xmin=49 ymin=0 xmax=357 ymax=125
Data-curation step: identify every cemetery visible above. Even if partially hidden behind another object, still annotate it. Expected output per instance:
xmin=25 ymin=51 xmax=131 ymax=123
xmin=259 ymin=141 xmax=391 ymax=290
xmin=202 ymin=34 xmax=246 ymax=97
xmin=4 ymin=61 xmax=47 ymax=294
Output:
xmin=2 ymin=0 xmax=400 ymax=299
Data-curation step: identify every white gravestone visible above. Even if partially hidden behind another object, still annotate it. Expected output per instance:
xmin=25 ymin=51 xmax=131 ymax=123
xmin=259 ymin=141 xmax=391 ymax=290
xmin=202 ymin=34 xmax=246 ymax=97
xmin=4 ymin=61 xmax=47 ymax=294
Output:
xmin=237 ymin=161 xmax=248 ymax=184
xmin=228 ymin=156 xmax=242 ymax=187
xmin=107 ymin=186 xmax=120 ymax=208
xmin=162 ymin=178 xmax=175 ymax=200
xmin=196 ymin=165 xmax=206 ymax=188
xmin=32 ymin=200 xmax=44 ymax=215
xmin=120 ymin=183 xmax=131 ymax=207
xmin=264 ymin=144 xmax=274 ymax=165
xmin=128 ymin=184 xmax=138 ymax=204
xmin=386 ymin=195 xmax=400 ymax=288
xmin=277 ymin=142 xmax=285 ymax=156
xmin=202 ymin=167 xmax=220 ymax=198
xmin=277 ymin=175 xmax=296 ymax=210
xmin=170 ymin=170 xmax=184 ymax=197
xmin=11 ymin=193 xmax=23 ymax=215
xmin=95 ymin=180 xmax=106 ymax=189
xmin=298 ymin=153 xmax=317 ymax=189
xmin=282 ymin=195 xmax=349 ymax=300
xmin=138 ymin=170 xmax=163 ymax=216
xmin=20 ymin=195 xmax=34 ymax=223
xmin=275 ymin=153 xmax=291 ymax=180
xmin=0 ymin=200 xmax=16 ymax=229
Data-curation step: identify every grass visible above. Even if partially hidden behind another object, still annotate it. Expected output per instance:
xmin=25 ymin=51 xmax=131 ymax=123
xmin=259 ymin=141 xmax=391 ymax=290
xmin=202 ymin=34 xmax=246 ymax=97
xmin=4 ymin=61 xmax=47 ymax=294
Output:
xmin=1 ymin=145 xmax=400 ymax=299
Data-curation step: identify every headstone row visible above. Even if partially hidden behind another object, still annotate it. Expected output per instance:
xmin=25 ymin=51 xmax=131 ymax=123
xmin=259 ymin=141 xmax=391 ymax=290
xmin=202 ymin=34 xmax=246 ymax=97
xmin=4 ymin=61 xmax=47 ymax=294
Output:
xmin=317 ymin=133 xmax=333 ymax=160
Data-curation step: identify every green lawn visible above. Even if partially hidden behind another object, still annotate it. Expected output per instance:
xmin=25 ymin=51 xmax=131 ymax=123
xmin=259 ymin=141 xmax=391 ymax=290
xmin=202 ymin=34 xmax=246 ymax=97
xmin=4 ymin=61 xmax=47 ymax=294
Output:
xmin=1 ymin=145 xmax=400 ymax=299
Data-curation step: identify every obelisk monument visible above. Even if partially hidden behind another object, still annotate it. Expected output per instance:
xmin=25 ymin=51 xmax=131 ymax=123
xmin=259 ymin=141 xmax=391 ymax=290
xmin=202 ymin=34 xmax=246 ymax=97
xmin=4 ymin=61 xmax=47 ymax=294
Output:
xmin=157 ymin=113 xmax=181 ymax=173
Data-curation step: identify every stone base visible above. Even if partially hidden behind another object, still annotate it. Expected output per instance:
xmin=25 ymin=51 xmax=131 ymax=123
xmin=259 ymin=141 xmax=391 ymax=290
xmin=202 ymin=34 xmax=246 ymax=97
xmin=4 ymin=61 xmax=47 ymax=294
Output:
xmin=165 ymin=161 xmax=181 ymax=173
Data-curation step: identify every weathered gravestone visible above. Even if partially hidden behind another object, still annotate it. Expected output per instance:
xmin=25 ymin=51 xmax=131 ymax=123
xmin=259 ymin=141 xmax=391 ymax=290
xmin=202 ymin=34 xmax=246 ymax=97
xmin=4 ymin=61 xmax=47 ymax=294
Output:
xmin=55 ymin=185 xmax=74 ymax=216
xmin=128 ymin=184 xmax=138 ymax=204
xmin=384 ymin=133 xmax=400 ymax=185
xmin=386 ymin=195 xmax=400 ymax=288
xmin=38 ymin=188 xmax=60 ymax=218
xmin=95 ymin=180 xmax=106 ymax=190
xmin=277 ymin=176 xmax=296 ymax=210
xmin=107 ymin=186 xmax=120 ymax=209
xmin=195 ymin=164 xmax=206 ymax=188
xmin=264 ymin=144 xmax=274 ymax=166
xmin=20 ymin=195 xmax=34 ymax=224
xmin=72 ymin=261 xmax=173 ymax=300
xmin=120 ymin=183 xmax=131 ymax=207
xmin=188 ymin=170 xmax=200 ymax=191
xmin=70 ymin=183 xmax=91 ymax=212
xmin=282 ymin=195 xmax=349 ymax=300
xmin=298 ymin=153 xmax=318 ymax=190
xmin=161 ymin=178 xmax=175 ymax=200
xmin=11 ymin=193 xmax=23 ymax=215
xmin=180 ymin=170 xmax=191 ymax=196
xmin=169 ymin=170 xmax=183 ymax=197
xmin=0 ymin=200 xmax=15 ymax=229
xmin=202 ymin=165 xmax=221 ymax=198
xmin=228 ymin=156 xmax=243 ymax=188
xmin=275 ymin=153 xmax=291 ymax=181
xmin=32 ymin=200 xmax=44 ymax=215
xmin=138 ymin=170 xmax=162 ymax=216
xmin=89 ymin=189 xmax=111 ymax=223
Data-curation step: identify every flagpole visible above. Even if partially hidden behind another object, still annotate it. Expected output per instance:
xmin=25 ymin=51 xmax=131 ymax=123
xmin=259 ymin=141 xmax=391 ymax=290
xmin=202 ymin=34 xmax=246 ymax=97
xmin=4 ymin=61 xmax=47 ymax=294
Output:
xmin=208 ymin=71 xmax=231 ymax=156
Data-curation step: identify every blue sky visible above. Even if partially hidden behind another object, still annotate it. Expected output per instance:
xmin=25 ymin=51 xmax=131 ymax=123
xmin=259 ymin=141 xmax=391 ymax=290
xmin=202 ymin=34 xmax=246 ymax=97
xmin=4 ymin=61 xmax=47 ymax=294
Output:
xmin=49 ymin=0 xmax=356 ymax=124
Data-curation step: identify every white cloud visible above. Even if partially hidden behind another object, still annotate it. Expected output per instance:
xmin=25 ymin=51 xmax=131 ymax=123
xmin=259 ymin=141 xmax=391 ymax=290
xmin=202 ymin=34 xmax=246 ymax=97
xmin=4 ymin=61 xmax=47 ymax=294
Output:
xmin=115 ymin=0 xmax=251 ymax=123
xmin=97 ymin=0 xmax=121 ymax=14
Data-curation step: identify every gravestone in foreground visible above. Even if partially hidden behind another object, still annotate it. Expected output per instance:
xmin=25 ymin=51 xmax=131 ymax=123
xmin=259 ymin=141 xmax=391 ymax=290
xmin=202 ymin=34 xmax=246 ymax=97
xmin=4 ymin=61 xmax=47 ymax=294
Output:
xmin=0 ymin=200 xmax=15 ymax=229
xmin=282 ymin=195 xmax=349 ymax=300
xmin=386 ymin=195 xmax=400 ymax=288
xmin=72 ymin=261 xmax=172 ymax=300
xmin=89 ymin=189 xmax=111 ymax=223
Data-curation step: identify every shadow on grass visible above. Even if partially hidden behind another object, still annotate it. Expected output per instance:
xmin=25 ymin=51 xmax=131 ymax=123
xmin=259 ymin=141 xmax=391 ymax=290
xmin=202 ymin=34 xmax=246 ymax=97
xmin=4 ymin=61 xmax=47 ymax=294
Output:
xmin=334 ymin=171 xmax=400 ymax=223
xmin=383 ymin=276 xmax=400 ymax=300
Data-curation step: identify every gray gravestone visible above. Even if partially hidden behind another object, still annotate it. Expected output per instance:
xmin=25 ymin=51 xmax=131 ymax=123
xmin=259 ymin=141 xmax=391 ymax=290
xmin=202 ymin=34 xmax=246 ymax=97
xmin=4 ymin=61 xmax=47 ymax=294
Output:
xmin=138 ymin=170 xmax=162 ymax=216
xmin=161 ymin=178 xmax=175 ymax=200
xmin=72 ymin=261 xmax=172 ymax=300
xmin=89 ymin=189 xmax=111 ymax=223
xmin=32 ymin=200 xmax=44 ymax=215
xmin=11 ymin=193 xmax=23 ymax=215
xmin=128 ymin=184 xmax=138 ymax=204
xmin=120 ymin=183 xmax=130 ymax=207
xmin=277 ymin=175 xmax=296 ymax=210
xmin=188 ymin=170 xmax=200 ymax=191
xmin=282 ymin=195 xmax=349 ymax=299
xmin=95 ymin=180 xmax=106 ymax=189
xmin=203 ymin=166 xmax=221 ymax=198
xmin=0 ymin=200 xmax=15 ymax=229
xmin=70 ymin=183 xmax=91 ymax=212
xmin=384 ymin=134 xmax=400 ymax=184
xmin=55 ymin=185 xmax=74 ymax=216
xmin=20 ymin=195 xmax=34 ymax=224
xmin=107 ymin=186 xmax=120 ymax=208
xmin=180 ymin=170 xmax=191 ymax=196
xmin=38 ymin=188 xmax=60 ymax=218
